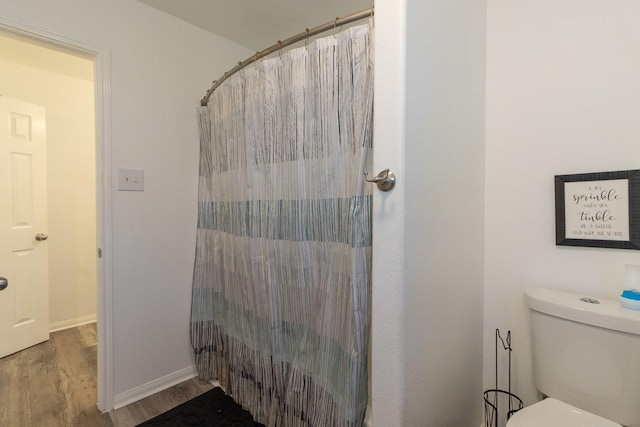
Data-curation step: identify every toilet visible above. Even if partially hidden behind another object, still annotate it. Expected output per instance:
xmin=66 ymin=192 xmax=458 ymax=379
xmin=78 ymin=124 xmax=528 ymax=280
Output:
xmin=506 ymin=287 xmax=640 ymax=427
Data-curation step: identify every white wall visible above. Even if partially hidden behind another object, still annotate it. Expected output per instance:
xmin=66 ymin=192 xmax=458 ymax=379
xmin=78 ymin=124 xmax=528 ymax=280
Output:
xmin=371 ymin=0 xmax=407 ymax=424
xmin=404 ymin=0 xmax=486 ymax=425
xmin=0 ymin=0 xmax=252 ymax=405
xmin=485 ymin=0 xmax=640 ymax=408
xmin=0 ymin=57 xmax=97 ymax=330
xmin=373 ymin=0 xmax=486 ymax=425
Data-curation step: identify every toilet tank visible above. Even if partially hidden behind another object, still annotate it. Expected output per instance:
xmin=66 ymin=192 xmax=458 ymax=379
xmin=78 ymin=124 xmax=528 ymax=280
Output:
xmin=525 ymin=287 xmax=640 ymax=427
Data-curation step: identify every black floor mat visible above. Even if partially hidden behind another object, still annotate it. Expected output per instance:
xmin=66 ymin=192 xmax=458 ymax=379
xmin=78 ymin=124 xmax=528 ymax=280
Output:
xmin=136 ymin=387 xmax=264 ymax=427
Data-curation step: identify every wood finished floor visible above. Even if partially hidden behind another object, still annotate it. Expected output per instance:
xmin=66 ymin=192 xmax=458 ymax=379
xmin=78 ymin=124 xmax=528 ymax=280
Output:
xmin=0 ymin=323 xmax=214 ymax=426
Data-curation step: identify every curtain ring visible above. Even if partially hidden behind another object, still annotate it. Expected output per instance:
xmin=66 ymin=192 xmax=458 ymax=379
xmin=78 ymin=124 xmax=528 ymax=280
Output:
xmin=278 ymin=40 xmax=282 ymax=58
xmin=334 ymin=17 xmax=343 ymax=36
xmin=305 ymin=28 xmax=310 ymax=47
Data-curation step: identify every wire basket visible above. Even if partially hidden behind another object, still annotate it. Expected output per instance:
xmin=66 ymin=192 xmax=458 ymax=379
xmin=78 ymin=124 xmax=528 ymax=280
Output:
xmin=483 ymin=329 xmax=523 ymax=427
xmin=483 ymin=389 xmax=523 ymax=427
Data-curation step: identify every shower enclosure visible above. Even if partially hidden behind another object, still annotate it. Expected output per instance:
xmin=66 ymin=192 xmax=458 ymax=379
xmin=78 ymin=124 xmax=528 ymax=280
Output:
xmin=191 ymin=22 xmax=374 ymax=426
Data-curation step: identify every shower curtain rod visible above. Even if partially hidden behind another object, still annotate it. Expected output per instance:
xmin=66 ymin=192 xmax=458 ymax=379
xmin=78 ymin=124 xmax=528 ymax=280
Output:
xmin=200 ymin=6 xmax=374 ymax=106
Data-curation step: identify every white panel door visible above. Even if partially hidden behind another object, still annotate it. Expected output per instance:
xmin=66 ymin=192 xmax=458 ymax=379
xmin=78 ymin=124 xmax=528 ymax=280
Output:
xmin=0 ymin=96 xmax=49 ymax=358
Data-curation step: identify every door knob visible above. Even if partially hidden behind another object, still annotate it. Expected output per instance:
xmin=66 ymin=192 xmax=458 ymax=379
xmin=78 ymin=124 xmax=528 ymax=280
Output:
xmin=0 ymin=277 xmax=7 ymax=291
xmin=35 ymin=233 xmax=48 ymax=241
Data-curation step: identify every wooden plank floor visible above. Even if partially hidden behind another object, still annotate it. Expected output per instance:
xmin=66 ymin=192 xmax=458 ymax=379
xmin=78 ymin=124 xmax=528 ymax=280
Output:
xmin=0 ymin=323 xmax=214 ymax=427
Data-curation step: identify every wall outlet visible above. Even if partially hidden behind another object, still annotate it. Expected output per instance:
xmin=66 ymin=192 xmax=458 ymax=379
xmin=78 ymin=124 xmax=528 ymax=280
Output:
xmin=117 ymin=168 xmax=144 ymax=191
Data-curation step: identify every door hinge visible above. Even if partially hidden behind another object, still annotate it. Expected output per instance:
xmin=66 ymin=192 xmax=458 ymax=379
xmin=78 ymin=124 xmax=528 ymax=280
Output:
xmin=97 ymin=248 xmax=103 ymax=258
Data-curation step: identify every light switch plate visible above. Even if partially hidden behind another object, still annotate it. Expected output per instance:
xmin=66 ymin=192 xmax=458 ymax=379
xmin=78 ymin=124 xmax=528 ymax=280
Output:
xmin=118 ymin=168 xmax=144 ymax=191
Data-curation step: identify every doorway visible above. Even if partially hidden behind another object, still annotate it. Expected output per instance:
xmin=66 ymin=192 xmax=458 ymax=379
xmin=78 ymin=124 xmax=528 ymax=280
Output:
xmin=0 ymin=33 xmax=97 ymax=332
xmin=0 ymin=27 xmax=112 ymax=411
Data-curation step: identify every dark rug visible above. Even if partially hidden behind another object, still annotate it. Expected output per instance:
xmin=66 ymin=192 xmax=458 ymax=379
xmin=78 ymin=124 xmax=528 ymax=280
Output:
xmin=136 ymin=387 xmax=265 ymax=426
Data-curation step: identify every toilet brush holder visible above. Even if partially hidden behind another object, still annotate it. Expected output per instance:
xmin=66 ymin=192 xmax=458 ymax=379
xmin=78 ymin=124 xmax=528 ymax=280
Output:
xmin=483 ymin=329 xmax=523 ymax=427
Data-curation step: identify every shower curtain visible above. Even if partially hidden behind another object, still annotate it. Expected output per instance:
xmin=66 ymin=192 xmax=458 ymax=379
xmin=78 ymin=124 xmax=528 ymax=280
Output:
xmin=191 ymin=24 xmax=373 ymax=426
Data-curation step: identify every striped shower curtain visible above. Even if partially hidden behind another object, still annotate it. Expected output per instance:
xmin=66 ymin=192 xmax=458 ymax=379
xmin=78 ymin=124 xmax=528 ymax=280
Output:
xmin=191 ymin=24 xmax=373 ymax=426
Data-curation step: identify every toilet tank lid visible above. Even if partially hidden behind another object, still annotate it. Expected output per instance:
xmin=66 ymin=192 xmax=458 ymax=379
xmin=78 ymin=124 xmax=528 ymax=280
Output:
xmin=525 ymin=287 xmax=640 ymax=335
xmin=507 ymin=398 xmax=622 ymax=427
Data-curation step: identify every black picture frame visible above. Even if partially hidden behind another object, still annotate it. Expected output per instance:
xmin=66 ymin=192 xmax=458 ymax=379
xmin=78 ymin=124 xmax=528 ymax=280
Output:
xmin=555 ymin=169 xmax=640 ymax=250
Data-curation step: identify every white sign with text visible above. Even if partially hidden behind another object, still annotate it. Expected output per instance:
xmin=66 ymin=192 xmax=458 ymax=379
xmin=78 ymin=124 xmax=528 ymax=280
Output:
xmin=564 ymin=179 xmax=629 ymax=241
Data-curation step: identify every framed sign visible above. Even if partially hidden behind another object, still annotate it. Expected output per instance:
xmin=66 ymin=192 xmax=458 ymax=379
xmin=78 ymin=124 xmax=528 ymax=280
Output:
xmin=555 ymin=169 xmax=640 ymax=249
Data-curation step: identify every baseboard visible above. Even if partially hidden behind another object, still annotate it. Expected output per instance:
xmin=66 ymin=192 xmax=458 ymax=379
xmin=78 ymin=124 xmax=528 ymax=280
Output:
xmin=49 ymin=314 xmax=97 ymax=333
xmin=113 ymin=365 xmax=198 ymax=409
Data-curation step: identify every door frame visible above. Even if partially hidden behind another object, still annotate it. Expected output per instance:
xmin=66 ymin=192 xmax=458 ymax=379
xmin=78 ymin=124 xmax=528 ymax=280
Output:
xmin=0 ymin=19 xmax=114 ymax=411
